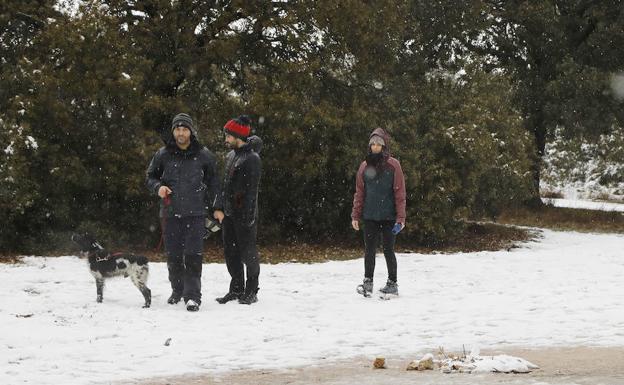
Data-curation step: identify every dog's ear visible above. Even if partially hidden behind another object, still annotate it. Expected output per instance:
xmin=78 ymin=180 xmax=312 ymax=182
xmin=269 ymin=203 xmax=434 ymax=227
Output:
xmin=71 ymin=233 xmax=87 ymax=245
xmin=81 ymin=233 xmax=97 ymax=244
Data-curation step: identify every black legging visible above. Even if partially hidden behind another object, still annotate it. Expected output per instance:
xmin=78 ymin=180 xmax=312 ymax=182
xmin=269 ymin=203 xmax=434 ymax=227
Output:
xmin=363 ymin=220 xmax=397 ymax=282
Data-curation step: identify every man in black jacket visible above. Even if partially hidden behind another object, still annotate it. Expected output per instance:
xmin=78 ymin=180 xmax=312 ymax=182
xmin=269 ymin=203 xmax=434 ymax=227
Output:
xmin=213 ymin=115 xmax=262 ymax=305
xmin=146 ymin=113 xmax=219 ymax=312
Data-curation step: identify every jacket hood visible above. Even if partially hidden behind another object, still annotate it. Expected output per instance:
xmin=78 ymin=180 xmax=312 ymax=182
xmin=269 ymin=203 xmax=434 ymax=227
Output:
xmin=369 ymin=127 xmax=391 ymax=157
xmin=246 ymin=135 xmax=263 ymax=154
xmin=370 ymin=127 xmax=390 ymax=145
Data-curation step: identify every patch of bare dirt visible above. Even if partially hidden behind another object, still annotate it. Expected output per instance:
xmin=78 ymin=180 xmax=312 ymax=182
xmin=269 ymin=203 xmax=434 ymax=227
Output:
xmin=135 ymin=346 xmax=624 ymax=385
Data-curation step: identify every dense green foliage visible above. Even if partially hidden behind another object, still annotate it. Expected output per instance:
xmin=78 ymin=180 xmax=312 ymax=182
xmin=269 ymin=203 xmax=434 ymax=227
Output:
xmin=1 ymin=1 xmax=622 ymax=253
xmin=474 ymin=1 xmax=624 ymax=193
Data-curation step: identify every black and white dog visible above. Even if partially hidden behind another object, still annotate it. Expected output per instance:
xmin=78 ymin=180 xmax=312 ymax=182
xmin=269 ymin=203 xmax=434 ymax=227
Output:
xmin=71 ymin=233 xmax=151 ymax=308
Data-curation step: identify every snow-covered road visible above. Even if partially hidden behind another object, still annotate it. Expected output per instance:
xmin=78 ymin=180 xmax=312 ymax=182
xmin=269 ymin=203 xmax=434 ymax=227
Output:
xmin=2 ymin=229 xmax=624 ymax=384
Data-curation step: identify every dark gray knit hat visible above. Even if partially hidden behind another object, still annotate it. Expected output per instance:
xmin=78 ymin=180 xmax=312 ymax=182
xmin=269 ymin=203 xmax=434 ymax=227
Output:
xmin=171 ymin=113 xmax=197 ymax=137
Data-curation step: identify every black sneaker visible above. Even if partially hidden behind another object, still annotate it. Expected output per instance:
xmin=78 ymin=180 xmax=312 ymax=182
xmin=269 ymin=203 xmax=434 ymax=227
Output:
xmin=186 ymin=299 xmax=200 ymax=312
xmin=215 ymin=292 xmax=242 ymax=304
xmin=167 ymin=292 xmax=182 ymax=304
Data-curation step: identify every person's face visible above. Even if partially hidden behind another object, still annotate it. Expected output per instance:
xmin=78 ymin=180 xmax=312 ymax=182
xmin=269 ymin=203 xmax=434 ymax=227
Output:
xmin=370 ymin=143 xmax=383 ymax=154
xmin=225 ymin=133 xmax=238 ymax=149
xmin=173 ymin=125 xmax=191 ymax=148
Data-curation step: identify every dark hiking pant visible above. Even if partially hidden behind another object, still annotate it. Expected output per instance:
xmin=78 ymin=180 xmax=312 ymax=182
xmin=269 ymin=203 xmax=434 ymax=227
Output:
xmin=222 ymin=216 xmax=260 ymax=296
xmin=164 ymin=215 xmax=204 ymax=304
xmin=363 ymin=220 xmax=397 ymax=283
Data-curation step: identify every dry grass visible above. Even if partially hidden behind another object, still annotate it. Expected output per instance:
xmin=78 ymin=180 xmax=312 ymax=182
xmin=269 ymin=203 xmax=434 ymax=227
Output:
xmin=141 ymin=240 xmax=361 ymax=264
xmin=540 ymin=189 xmax=565 ymax=199
xmin=411 ymin=222 xmax=537 ymax=253
xmin=0 ymin=256 xmax=24 ymax=264
xmin=140 ymin=222 xmax=534 ymax=264
xmin=2 ymin=222 xmax=533 ymax=265
xmin=497 ymin=204 xmax=624 ymax=233
xmin=5 ymin=203 xmax=621 ymax=264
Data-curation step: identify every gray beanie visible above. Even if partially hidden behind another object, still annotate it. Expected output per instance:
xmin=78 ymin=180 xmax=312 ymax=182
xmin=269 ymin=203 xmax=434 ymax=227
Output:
xmin=369 ymin=135 xmax=385 ymax=146
xmin=171 ymin=113 xmax=197 ymax=137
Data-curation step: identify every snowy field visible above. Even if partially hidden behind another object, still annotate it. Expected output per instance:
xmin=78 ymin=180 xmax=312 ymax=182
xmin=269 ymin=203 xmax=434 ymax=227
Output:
xmin=2 ymin=229 xmax=624 ymax=384
xmin=542 ymin=197 xmax=624 ymax=212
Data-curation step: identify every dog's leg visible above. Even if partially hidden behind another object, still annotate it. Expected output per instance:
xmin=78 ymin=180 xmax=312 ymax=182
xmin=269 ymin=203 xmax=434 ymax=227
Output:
xmin=95 ymin=278 xmax=104 ymax=303
xmin=131 ymin=268 xmax=151 ymax=308
xmin=141 ymin=287 xmax=151 ymax=308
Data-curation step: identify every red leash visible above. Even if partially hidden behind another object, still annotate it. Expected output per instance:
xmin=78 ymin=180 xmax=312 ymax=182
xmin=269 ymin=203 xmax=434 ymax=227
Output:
xmin=155 ymin=195 xmax=171 ymax=252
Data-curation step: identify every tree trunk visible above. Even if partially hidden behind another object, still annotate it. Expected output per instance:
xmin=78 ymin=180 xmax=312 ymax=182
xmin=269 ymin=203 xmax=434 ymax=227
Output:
xmin=527 ymin=110 xmax=547 ymax=207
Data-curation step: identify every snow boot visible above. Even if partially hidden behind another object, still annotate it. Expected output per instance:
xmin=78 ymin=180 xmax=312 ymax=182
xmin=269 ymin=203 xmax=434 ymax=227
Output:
xmin=215 ymin=291 xmax=242 ymax=304
xmin=238 ymin=288 xmax=259 ymax=305
xmin=356 ymin=278 xmax=373 ymax=297
xmin=167 ymin=291 xmax=182 ymax=305
xmin=186 ymin=299 xmax=200 ymax=312
xmin=378 ymin=280 xmax=398 ymax=299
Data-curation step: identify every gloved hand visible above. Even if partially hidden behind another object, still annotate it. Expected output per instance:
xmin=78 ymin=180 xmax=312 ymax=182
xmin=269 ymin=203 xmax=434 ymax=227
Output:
xmin=392 ymin=223 xmax=403 ymax=235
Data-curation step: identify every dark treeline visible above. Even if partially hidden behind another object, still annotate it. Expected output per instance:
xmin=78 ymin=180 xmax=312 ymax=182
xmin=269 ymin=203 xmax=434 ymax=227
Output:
xmin=1 ymin=1 xmax=623 ymax=253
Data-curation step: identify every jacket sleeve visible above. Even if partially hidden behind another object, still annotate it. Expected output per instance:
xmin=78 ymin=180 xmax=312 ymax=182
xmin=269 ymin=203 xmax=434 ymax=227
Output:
xmin=392 ymin=159 xmax=407 ymax=224
xmin=203 ymin=151 xmax=221 ymax=212
xmin=213 ymin=152 xmax=230 ymax=212
xmin=146 ymin=149 xmax=164 ymax=195
xmin=213 ymin=185 xmax=224 ymax=212
xmin=241 ymin=154 xmax=262 ymax=226
xmin=351 ymin=162 xmax=366 ymax=221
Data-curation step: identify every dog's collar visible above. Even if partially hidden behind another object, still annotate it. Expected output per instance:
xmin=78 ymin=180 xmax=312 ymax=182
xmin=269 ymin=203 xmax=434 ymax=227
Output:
xmin=95 ymin=252 xmax=124 ymax=263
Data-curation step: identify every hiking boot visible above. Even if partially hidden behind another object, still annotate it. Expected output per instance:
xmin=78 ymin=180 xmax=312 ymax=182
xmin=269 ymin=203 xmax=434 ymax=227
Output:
xmin=238 ymin=289 xmax=258 ymax=305
xmin=356 ymin=277 xmax=373 ymax=297
xmin=186 ymin=299 xmax=200 ymax=312
xmin=215 ymin=291 xmax=242 ymax=304
xmin=167 ymin=291 xmax=182 ymax=304
xmin=378 ymin=280 xmax=398 ymax=296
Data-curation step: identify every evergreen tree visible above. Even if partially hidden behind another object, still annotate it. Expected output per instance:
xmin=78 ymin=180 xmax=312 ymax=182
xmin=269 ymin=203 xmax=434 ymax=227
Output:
xmin=2 ymin=2 xmax=155 ymax=251
xmin=473 ymin=0 xmax=624 ymax=198
xmin=0 ymin=1 xmax=61 ymax=250
xmin=1 ymin=0 xmax=578 ymax=252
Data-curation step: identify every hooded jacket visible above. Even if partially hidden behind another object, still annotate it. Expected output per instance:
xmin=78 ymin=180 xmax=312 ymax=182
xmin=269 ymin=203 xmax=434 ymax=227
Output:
xmin=351 ymin=128 xmax=406 ymax=224
xmin=214 ymin=135 xmax=262 ymax=227
xmin=146 ymin=134 xmax=220 ymax=218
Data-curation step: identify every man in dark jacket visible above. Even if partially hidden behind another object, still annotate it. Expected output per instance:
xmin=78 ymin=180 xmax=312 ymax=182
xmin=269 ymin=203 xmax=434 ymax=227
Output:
xmin=213 ymin=115 xmax=262 ymax=305
xmin=146 ymin=113 xmax=220 ymax=312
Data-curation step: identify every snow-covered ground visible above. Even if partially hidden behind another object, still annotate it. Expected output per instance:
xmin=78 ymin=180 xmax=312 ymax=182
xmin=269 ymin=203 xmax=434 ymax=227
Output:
xmin=541 ymin=126 xmax=624 ymax=202
xmin=2 ymin=229 xmax=624 ymax=384
xmin=542 ymin=197 xmax=624 ymax=212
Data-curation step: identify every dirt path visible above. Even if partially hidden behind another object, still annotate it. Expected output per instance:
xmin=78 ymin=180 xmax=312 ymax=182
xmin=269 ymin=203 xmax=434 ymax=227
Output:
xmin=136 ymin=346 xmax=624 ymax=385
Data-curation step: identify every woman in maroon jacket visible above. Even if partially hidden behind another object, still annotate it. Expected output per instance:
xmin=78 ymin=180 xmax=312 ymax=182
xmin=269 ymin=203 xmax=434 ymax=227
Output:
xmin=351 ymin=127 xmax=406 ymax=298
